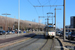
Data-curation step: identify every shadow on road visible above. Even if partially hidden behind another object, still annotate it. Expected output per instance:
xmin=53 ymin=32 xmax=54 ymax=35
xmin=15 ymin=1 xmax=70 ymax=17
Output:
xmin=59 ymin=36 xmax=75 ymax=44
xmin=0 ymin=33 xmax=64 ymax=50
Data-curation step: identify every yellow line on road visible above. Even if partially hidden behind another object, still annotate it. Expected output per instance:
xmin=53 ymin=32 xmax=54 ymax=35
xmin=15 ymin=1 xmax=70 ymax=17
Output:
xmin=0 ymin=37 xmax=31 ymax=48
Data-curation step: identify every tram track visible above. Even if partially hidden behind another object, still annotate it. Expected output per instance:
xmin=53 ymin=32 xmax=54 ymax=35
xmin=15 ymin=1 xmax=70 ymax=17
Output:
xmin=39 ymin=39 xmax=48 ymax=50
xmin=50 ymin=38 xmax=55 ymax=50
xmin=39 ymin=38 xmax=55 ymax=50
xmin=7 ymin=35 xmax=42 ymax=50
xmin=6 ymin=34 xmax=61 ymax=50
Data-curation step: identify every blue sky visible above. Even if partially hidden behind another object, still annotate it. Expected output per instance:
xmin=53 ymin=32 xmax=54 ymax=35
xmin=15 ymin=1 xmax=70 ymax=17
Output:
xmin=0 ymin=0 xmax=75 ymax=28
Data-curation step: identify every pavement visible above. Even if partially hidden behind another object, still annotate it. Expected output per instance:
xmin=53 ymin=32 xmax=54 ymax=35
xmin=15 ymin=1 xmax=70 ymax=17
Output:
xmin=56 ymin=36 xmax=75 ymax=50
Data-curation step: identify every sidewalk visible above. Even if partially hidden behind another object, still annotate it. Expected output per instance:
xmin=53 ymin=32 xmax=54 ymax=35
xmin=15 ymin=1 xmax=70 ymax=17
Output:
xmin=56 ymin=36 xmax=75 ymax=50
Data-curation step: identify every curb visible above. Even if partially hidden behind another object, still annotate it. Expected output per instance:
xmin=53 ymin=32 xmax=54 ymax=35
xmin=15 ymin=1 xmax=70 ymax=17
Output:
xmin=0 ymin=34 xmax=36 ymax=48
xmin=55 ymin=37 xmax=64 ymax=50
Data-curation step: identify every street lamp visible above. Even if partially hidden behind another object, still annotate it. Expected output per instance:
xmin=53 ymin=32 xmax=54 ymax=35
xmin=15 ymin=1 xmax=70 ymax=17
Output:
xmin=18 ymin=0 xmax=20 ymax=36
xmin=2 ymin=13 xmax=11 ymax=39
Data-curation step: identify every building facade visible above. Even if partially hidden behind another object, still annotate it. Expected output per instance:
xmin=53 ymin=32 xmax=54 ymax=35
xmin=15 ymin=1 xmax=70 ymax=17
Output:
xmin=70 ymin=16 xmax=75 ymax=28
xmin=0 ymin=16 xmax=45 ymax=31
xmin=66 ymin=16 xmax=75 ymax=32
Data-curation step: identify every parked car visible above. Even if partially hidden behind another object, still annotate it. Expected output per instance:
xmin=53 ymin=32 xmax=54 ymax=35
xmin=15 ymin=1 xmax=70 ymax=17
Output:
xmin=12 ymin=31 xmax=15 ymax=34
xmin=17 ymin=31 xmax=21 ymax=33
xmin=0 ymin=30 xmax=6 ymax=35
xmin=6 ymin=31 xmax=10 ymax=34
xmin=9 ymin=31 xmax=12 ymax=34
xmin=60 ymin=31 xmax=63 ymax=37
xmin=57 ymin=31 xmax=61 ymax=36
xmin=68 ymin=32 xmax=75 ymax=40
xmin=65 ymin=32 xmax=69 ymax=39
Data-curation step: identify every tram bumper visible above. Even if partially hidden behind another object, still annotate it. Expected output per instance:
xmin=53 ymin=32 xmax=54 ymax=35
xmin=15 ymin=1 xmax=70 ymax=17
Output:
xmin=48 ymin=32 xmax=55 ymax=38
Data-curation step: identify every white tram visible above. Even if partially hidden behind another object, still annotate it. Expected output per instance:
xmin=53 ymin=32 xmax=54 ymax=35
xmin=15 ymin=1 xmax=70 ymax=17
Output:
xmin=44 ymin=24 xmax=55 ymax=38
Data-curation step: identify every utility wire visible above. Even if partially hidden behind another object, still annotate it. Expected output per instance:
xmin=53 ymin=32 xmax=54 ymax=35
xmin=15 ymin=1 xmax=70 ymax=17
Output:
xmin=53 ymin=0 xmax=57 ymax=5
xmin=38 ymin=0 xmax=41 ymax=5
xmin=28 ymin=0 xmax=39 ymax=16
xmin=34 ymin=7 xmax=39 ymax=16
xmin=43 ymin=0 xmax=49 ymax=5
xmin=48 ymin=0 xmax=51 ymax=12
xmin=42 ymin=7 xmax=44 ymax=16
xmin=38 ymin=0 xmax=44 ymax=16
xmin=28 ymin=0 xmax=34 ymax=6
xmin=49 ymin=0 xmax=51 ymax=5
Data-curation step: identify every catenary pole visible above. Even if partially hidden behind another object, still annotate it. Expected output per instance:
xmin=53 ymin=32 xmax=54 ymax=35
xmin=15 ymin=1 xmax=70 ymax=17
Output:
xmin=63 ymin=0 xmax=66 ymax=41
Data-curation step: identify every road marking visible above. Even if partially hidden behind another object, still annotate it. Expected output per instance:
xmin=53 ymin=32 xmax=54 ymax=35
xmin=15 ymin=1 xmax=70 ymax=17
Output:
xmin=0 ymin=37 xmax=31 ymax=48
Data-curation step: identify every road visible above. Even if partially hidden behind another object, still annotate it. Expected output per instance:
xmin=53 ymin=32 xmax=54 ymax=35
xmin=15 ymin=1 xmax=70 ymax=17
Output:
xmin=0 ymin=33 xmax=63 ymax=50
xmin=0 ymin=33 xmax=36 ymax=44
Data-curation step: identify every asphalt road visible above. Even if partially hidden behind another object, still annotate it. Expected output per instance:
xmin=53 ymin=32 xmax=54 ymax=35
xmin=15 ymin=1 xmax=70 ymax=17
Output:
xmin=0 ymin=33 xmax=35 ymax=44
xmin=0 ymin=33 xmax=63 ymax=50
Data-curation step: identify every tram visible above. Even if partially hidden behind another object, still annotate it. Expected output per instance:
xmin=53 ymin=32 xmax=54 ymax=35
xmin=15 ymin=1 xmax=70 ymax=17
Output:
xmin=44 ymin=24 xmax=55 ymax=38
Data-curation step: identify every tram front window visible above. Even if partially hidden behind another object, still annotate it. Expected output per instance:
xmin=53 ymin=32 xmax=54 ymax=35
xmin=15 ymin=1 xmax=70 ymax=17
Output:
xmin=47 ymin=27 xmax=55 ymax=32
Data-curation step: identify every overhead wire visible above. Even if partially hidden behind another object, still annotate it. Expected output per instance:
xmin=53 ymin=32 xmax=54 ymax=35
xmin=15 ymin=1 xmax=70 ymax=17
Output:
xmin=34 ymin=7 xmax=39 ymax=16
xmin=27 ymin=0 xmax=39 ymax=16
xmin=48 ymin=0 xmax=51 ymax=12
xmin=42 ymin=7 xmax=44 ymax=16
xmin=38 ymin=0 xmax=44 ymax=16
xmin=53 ymin=0 xmax=57 ymax=5
xmin=28 ymin=0 xmax=34 ymax=6
xmin=43 ymin=0 xmax=49 ymax=5
xmin=38 ymin=0 xmax=41 ymax=5
xmin=38 ymin=0 xmax=45 ymax=24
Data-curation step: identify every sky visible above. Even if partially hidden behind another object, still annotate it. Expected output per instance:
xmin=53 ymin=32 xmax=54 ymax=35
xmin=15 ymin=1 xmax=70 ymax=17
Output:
xmin=0 ymin=0 xmax=75 ymax=28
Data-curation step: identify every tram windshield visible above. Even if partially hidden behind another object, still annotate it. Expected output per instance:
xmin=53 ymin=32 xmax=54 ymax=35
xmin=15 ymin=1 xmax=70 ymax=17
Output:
xmin=45 ymin=27 xmax=55 ymax=32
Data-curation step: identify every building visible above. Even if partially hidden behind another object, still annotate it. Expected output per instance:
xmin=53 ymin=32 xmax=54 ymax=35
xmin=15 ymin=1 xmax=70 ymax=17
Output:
xmin=66 ymin=16 xmax=75 ymax=32
xmin=65 ymin=25 xmax=70 ymax=28
xmin=70 ymin=16 xmax=75 ymax=28
xmin=65 ymin=25 xmax=70 ymax=32
xmin=0 ymin=16 xmax=45 ymax=31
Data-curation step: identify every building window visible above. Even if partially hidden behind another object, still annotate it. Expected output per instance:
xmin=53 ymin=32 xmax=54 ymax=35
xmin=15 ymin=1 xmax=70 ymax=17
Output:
xmin=0 ymin=26 xmax=3 ymax=30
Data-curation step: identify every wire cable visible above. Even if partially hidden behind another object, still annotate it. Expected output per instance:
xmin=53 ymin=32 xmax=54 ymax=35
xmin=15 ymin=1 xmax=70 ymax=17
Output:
xmin=43 ymin=0 xmax=49 ymax=5
xmin=48 ymin=0 xmax=51 ymax=12
xmin=38 ymin=0 xmax=41 ymax=5
xmin=28 ymin=0 xmax=39 ymax=16
xmin=34 ymin=7 xmax=39 ymax=16
xmin=28 ymin=0 xmax=34 ymax=6
xmin=38 ymin=0 xmax=44 ymax=16
xmin=49 ymin=0 xmax=51 ymax=5
xmin=53 ymin=0 xmax=57 ymax=5
xmin=42 ymin=7 xmax=44 ymax=16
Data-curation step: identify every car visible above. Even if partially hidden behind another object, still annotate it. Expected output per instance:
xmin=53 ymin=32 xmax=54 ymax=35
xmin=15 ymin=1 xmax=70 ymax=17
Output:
xmin=65 ymin=32 xmax=69 ymax=39
xmin=12 ymin=31 xmax=15 ymax=34
xmin=0 ymin=30 xmax=6 ymax=35
xmin=9 ymin=31 xmax=12 ymax=34
xmin=68 ymin=32 xmax=75 ymax=40
xmin=57 ymin=31 xmax=61 ymax=36
xmin=60 ymin=31 xmax=63 ymax=37
xmin=17 ymin=30 xmax=22 ymax=33
xmin=6 ymin=31 xmax=10 ymax=34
